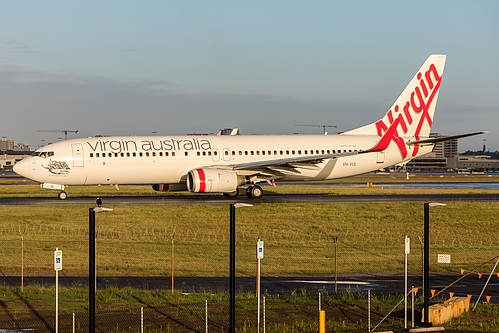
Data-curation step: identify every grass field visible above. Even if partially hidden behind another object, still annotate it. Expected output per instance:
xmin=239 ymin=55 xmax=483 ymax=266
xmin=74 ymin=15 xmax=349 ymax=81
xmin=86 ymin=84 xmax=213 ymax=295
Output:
xmin=0 ymin=201 xmax=497 ymax=276
xmin=0 ymin=180 xmax=498 ymax=331
xmin=0 ymin=285 xmax=497 ymax=332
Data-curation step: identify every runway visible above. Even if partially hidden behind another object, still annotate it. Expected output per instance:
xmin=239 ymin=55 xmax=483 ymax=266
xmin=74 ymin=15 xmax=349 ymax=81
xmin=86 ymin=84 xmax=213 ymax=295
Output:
xmin=2 ymin=193 xmax=499 ymax=206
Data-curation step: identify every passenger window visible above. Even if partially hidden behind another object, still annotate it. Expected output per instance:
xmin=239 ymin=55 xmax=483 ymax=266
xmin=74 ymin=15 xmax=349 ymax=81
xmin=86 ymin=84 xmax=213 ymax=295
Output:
xmin=172 ymin=152 xmax=175 ymax=157
xmin=90 ymin=153 xmax=94 ymax=158
xmin=165 ymin=152 xmax=169 ymax=156
xmin=185 ymin=152 xmax=188 ymax=156
xmin=139 ymin=152 xmax=143 ymax=157
xmin=120 ymin=153 xmax=124 ymax=157
xmin=133 ymin=152 xmax=137 ymax=157
xmin=152 ymin=152 xmax=156 ymax=157
xmin=127 ymin=152 xmax=130 ymax=157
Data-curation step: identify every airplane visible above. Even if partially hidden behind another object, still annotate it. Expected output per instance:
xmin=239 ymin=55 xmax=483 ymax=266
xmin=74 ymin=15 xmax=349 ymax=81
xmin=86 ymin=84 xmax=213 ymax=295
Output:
xmin=14 ymin=54 xmax=486 ymax=200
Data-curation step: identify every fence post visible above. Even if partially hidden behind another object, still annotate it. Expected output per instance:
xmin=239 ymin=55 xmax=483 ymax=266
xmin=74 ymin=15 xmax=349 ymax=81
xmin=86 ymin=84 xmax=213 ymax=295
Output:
xmin=141 ymin=307 xmax=143 ymax=333
xmin=263 ymin=296 xmax=266 ymax=333
xmin=368 ymin=290 xmax=371 ymax=333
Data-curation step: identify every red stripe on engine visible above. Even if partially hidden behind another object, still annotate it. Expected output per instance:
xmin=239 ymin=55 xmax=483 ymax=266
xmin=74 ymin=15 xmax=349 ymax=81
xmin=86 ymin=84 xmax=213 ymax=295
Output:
xmin=196 ymin=169 xmax=206 ymax=192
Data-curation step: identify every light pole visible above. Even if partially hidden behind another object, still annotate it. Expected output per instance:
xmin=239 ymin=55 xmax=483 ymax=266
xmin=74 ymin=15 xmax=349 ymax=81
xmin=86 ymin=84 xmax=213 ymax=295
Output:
xmin=89 ymin=199 xmax=113 ymax=333
xmin=423 ymin=202 xmax=445 ymax=326
xmin=229 ymin=203 xmax=252 ymax=333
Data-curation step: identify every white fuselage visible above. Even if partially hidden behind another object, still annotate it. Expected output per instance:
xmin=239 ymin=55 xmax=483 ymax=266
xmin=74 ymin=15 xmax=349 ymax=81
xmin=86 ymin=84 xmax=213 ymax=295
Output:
xmin=14 ymin=134 xmax=432 ymax=186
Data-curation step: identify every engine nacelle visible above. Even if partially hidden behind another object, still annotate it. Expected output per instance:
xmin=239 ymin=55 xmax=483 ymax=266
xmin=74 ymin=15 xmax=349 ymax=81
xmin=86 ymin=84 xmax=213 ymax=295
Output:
xmin=151 ymin=183 xmax=188 ymax=192
xmin=187 ymin=168 xmax=246 ymax=193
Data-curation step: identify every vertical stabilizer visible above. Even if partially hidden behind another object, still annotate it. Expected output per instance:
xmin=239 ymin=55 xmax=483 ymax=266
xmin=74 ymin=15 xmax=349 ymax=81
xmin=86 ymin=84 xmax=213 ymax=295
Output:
xmin=343 ymin=54 xmax=446 ymax=139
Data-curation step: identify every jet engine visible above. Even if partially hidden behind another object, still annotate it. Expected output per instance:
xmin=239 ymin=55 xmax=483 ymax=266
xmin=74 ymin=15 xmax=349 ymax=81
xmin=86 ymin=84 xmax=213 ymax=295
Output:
xmin=151 ymin=183 xmax=188 ymax=192
xmin=187 ymin=168 xmax=246 ymax=193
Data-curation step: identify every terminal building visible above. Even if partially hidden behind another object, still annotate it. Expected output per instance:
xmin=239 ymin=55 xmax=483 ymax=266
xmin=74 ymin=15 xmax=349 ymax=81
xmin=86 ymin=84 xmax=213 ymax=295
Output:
xmin=405 ymin=134 xmax=499 ymax=172
xmin=0 ymin=139 xmax=31 ymax=171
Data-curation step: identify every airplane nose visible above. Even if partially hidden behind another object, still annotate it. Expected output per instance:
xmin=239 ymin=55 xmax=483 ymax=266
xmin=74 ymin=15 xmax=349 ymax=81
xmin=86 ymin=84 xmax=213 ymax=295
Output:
xmin=13 ymin=158 xmax=31 ymax=178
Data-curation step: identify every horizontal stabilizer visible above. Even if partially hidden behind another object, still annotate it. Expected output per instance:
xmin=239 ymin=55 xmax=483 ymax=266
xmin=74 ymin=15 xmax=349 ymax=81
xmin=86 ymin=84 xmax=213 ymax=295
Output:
xmin=406 ymin=131 xmax=488 ymax=146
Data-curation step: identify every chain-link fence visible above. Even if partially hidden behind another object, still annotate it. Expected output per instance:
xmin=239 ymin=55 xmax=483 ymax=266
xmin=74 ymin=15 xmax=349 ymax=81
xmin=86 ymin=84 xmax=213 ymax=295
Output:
xmin=0 ymin=202 xmax=498 ymax=331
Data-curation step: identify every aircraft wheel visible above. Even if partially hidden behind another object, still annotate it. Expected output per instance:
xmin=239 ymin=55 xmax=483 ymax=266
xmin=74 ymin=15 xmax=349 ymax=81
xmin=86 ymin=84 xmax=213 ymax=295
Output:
xmin=246 ymin=185 xmax=263 ymax=199
xmin=58 ymin=191 xmax=68 ymax=200
xmin=223 ymin=190 xmax=239 ymax=198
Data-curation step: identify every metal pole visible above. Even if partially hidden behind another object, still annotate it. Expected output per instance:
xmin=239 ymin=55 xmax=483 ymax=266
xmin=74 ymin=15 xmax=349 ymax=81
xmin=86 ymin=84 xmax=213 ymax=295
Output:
xmin=334 ymin=235 xmax=338 ymax=293
xmin=257 ymin=240 xmax=261 ymax=333
xmin=229 ymin=204 xmax=235 ymax=333
xmin=56 ymin=259 xmax=59 ymax=333
xmin=20 ymin=227 xmax=25 ymax=292
xmin=206 ymin=300 xmax=208 ymax=333
xmin=412 ymin=286 xmax=415 ymax=327
xmin=473 ymin=257 xmax=499 ymax=310
xmin=423 ymin=203 xmax=430 ymax=326
xmin=171 ymin=232 xmax=175 ymax=293
xmin=405 ymin=236 xmax=408 ymax=329
xmin=89 ymin=208 xmax=95 ymax=333
xmin=368 ymin=289 xmax=371 ymax=333
xmin=263 ymin=296 xmax=266 ymax=333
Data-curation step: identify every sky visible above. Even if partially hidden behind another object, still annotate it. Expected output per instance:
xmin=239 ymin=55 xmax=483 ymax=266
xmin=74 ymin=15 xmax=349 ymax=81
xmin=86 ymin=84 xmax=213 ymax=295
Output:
xmin=1 ymin=1 xmax=498 ymax=152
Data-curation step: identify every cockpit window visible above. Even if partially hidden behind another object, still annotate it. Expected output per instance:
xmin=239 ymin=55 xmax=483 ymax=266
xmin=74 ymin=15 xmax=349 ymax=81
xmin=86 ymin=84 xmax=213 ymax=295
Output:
xmin=33 ymin=151 xmax=54 ymax=158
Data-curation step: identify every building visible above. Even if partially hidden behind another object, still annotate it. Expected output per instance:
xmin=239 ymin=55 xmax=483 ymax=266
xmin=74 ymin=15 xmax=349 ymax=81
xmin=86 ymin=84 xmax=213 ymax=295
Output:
xmin=0 ymin=139 xmax=14 ymax=151
xmin=448 ymin=155 xmax=499 ymax=172
xmin=405 ymin=134 xmax=458 ymax=172
xmin=0 ymin=151 xmax=32 ymax=171
xmin=0 ymin=139 xmax=31 ymax=171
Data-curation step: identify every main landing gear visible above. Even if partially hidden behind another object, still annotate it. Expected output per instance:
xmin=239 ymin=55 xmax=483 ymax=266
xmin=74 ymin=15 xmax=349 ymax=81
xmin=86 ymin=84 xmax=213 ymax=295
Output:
xmin=58 ymin=191 xmax=68 ymax=200
xmin=246 ymin=185 xmax=263 ymax=199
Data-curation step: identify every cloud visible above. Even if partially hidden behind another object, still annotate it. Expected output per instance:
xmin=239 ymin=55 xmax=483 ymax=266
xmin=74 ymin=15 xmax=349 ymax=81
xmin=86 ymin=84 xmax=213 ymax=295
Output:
xmin=2 ymin=41 xmax=35 ymax=54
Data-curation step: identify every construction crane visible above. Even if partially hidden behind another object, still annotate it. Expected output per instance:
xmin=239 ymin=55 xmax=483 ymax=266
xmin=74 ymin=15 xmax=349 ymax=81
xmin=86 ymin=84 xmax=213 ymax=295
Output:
xmin=38 ymin=130 xmax=79 ymax=140
xmin=295 ymin=124 xmax=337 ymax=135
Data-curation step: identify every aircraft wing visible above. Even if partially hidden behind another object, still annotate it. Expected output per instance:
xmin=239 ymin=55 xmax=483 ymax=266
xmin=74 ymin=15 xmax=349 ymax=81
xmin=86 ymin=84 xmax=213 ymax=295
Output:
xmin=229 ymin=150 xmax=364 ymax=176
